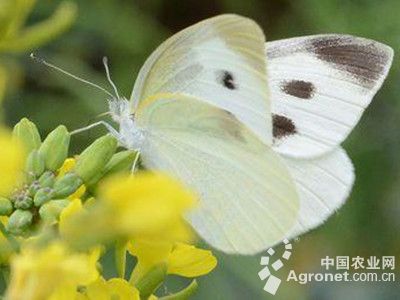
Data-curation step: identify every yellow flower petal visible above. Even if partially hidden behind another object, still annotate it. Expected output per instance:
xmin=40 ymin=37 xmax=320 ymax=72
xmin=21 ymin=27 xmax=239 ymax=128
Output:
xmin=167 ymin=243 xmax=217 ymax=277
xmin=107 ymin=278 xmax=140 ymax=300
xmin=99 ymin=173 xmax=196 ymax=236
xmin=6 ymin=242 xmax=99 ymax=300
xmin=48 ymin=283 xmax=80 ymax=300
xmin=0 ymin=128 xmax=25 ymax=196
xmin=57 ymin=158 xmax=76 ymax=178
xmin=85 ymin=278 xmax=109 ymax=300
xmin=69 ymin=185 xmax=86 ymax=200
xmin=128 ymin=241 xmax=217 ymax=282
xmin=84 ymin=277 xmax=139 ymax=300
xmin=59 ymin=199 xmax=83 ymax=237
xmin=128 ymin=239 xmax=172 ymax=282
xmin=61 ymin=173 xmax=196 ymax=250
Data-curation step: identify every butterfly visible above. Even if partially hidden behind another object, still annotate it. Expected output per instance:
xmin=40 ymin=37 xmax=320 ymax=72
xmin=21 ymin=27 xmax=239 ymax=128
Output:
xmin=35 ymin=14 xmax=393 ymax=254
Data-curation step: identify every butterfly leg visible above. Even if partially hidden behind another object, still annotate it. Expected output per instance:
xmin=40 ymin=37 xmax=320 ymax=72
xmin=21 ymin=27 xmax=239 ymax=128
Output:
xmin=131 ymin=151 xmax=141 ymax=173
xmin=71 ymin=121 xmax=121 ymax=139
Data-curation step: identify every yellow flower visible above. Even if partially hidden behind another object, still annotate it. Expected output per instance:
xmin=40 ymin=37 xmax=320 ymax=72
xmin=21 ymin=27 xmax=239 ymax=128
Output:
xmin=6 ymin=242 xmax=99 ymax=300
xmin=61 ymin=173 xmax=196 ymax=249
xmin=128 ymin=241 xmax=217 ymax=283
xmin=99 ymin=173 xmax=196 ymax=237
xmin=48 ymin=277 xmax=140 ymax=300
xmin=0 ymin=128 xmax=25 ymax=196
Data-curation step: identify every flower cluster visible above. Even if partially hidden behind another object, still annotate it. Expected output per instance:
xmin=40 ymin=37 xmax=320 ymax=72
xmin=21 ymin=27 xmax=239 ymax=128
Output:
xmin=0 ymin=119 xmax=217 ymax=300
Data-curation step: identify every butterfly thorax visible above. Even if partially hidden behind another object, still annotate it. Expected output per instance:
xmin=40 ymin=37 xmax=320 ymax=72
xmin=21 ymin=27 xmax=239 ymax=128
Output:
xmin=108 ymin=97 xmax=144 ymax=151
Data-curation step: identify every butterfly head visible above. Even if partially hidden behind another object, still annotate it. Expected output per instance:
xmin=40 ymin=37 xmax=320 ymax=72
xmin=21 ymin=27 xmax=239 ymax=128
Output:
xmin=108 ymin=97 xmax=132 ymax=123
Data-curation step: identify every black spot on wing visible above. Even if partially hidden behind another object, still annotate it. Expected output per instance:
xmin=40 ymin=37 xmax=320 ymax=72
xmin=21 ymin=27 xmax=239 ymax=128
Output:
xmin=272 ymin=114 xmax=297 ymax=139
xmin=217 ymin=70 xmax=237 ymax=90
xmin=281 ymin=80 xmax=315 ymax=99
xmin=309 ymin=36 xmax=390 ymax=87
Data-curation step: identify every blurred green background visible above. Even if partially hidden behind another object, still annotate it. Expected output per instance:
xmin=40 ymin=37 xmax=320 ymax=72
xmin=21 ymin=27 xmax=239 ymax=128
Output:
xmin=2 ymin=0 xmax=399 ymax=299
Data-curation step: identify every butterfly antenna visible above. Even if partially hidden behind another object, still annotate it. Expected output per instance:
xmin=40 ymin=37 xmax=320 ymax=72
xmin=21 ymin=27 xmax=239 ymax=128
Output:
xmin=30 ymin=53 xmax=114 ymax=98
xmin=102 ymin=57 xmax=121 ymax=99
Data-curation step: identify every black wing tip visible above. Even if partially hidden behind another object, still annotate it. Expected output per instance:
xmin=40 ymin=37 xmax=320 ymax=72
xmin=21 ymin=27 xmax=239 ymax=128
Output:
xmin=307 ymin=34 xmax=393 ymax=88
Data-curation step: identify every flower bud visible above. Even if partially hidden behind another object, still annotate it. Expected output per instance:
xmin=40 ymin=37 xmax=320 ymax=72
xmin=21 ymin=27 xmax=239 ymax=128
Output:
xmin=28 ymin=181 xmax=41 ymax=197
xmin=39 ymin=199 xmax=70 ymax=223
xmin=34 ymin=188 xmax=54 ymax=207
xmin=86 ymin=150 xmax=137 ymax=188
xmin=38 ymin=171 xmax=56 ymax=188
xmin=104 ymin=150 xmax=137 ymax=175
xmin=74 ymin=134 xmax=117 ymax=182
xmin=25 ymin=150 xmax=45 ymax=178
xmin=39 ymin=125 xmax=70 ymax=171
xmin=14 ymin=196 xmax=33 ymax=210
xmin=0 ymin=197 xmax=13 ymax=215
xmin=53 ymin=172 xmax=83 ymax=198
xmin=12 ymin=118 xmax=41 ymax=154
xmin=7 ymin=210 xmax=33 ymax=234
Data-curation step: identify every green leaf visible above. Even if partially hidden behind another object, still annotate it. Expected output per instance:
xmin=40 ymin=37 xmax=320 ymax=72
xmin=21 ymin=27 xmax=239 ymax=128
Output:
xmin=0 ymin=1 xmax=77 ymax=52
xmin=1 ymin=0 xmax=37 ymax=39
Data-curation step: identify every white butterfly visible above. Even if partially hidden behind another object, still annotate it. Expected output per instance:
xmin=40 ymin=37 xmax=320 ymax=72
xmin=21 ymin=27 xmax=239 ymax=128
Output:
xmin=37 ymin=15 xmax=393 ymax=254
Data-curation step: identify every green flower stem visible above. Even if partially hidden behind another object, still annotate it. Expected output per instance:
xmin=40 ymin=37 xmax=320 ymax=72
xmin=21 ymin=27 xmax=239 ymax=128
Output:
xmin=159 ymin=280 xmax=198 ymax=300
xmin=134 ymin=263 xmax=167 ymax=300
xmin=115 ymin=241 xmax=127 ymax=279
xmin=0 ymin=221 xmax=19 ymax=252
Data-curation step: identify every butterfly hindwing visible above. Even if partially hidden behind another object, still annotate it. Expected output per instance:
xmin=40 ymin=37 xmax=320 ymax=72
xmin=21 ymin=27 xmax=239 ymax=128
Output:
xmin=135 ymin=93 xmax=299 ymax=254
xmin=283 ymin=147 xmax=354 ymax=238
xmin=267 ymin=34 xmax=393 ymax=158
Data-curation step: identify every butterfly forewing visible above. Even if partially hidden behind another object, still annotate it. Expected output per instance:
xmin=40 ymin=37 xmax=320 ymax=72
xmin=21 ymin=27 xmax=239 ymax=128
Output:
xmin=131 ymin=14 xmax=273 ymax=145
